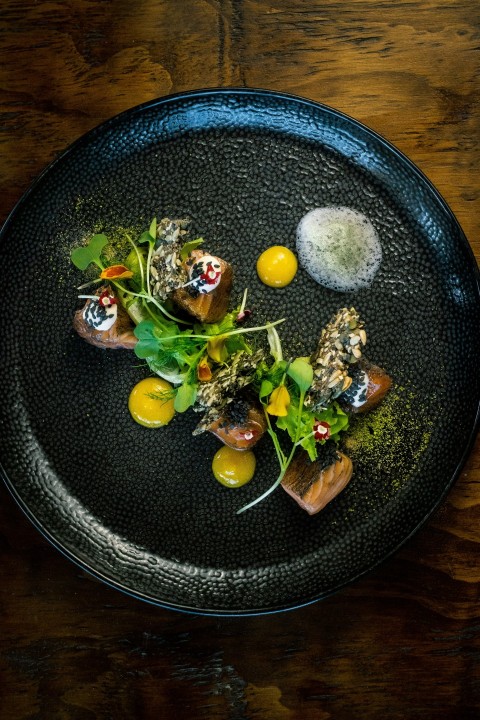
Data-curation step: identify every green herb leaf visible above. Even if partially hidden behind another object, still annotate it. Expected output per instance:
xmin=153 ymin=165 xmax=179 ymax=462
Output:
xmin=135 ymin=339 xmax=160 ymax=359
xmin=287 ymin=357 xmax=313 ymax=392
xmin=149 ymin=217 xmax=157 ymax=239
xmin=133 ymin=321 xmax=158 ymax=358
xmin=259 ymin=379 xmax=274 ymax=399
xmin=71 ymin=234 xmax=108 ymax=270
xmin=133 ymin=320 xmax=155 ymax=340
xmin=180 ymin=237 xmax=204 ymax=261
xmin=267 ymin=325 xmax=283 ymax=363
xmin=298 ymin=433 xmax=318 ymax=461
xmin=316 ymin=403 xmax=349 ymax=436
xmin=138 ymin=218 xmax=157 ymax=246
xmin=125 ymin=246 xmax=147 ymax=290
xmin=138 ymin=230 xmax=154 ymax=245
xmin=174 ymin=383 xmax=197 ymax=412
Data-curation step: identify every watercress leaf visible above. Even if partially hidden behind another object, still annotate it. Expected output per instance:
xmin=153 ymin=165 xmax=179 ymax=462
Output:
xmin=133 ymin=320 xmax=156 ymax=340
xmin=287 ymin=357 xmax=313 ymax=392
xmin=259 ymin=379 xmax=274 ymax=399
xmin=134 ymin=338 xmax=160 ymax=359
xmin=149 ymin=217 xmax=157 ymax=239
xmin=174 ymin=383 xmax=197 ymax=412
xmin=180 ymin=237 xmax=204 ymax=260
xmin=71 ymin=233 xmax=108 ymax=270
xmin=299 ymin=434 xmax=318 ymax=462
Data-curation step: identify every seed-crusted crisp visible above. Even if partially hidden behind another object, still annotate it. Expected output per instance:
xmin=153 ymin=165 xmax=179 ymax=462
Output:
xmin=193 ymin=349 xmax=265 ymax=434
xmin=150 ymin=218 xmax=189 ymax=299
xmin=305 ymin=307 xmax=367 ymax=412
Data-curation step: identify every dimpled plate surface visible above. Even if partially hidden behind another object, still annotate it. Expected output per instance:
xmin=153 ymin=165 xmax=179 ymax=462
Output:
xmin=0 ymin=89 xmax=479 ymax=615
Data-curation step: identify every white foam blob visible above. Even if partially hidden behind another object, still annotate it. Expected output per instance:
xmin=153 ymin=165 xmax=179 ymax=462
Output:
xmin=296 ymin=206 xmax=382 ymax=292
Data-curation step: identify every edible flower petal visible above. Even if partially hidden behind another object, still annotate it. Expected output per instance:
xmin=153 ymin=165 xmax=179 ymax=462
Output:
xmin=197 ymin=358 xmax=212 ymax=382
xmin=236 ymin=308 xmax=252 ymax=323
xmin=207 ymin=336 xmax=228 ymax=363
xmin=313 ymin=420 xmax=331 ymax=441
xmin=267 ymin=385 xmax=291 ymax=417
xmin=97 ymin=289 xmax=117 ymax=307
xmin=100 ymin=264 xmax=134 ymax=280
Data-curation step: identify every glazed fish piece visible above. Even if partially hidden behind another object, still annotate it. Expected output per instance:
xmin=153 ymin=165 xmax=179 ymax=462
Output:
xmin=281 ymin=448 xmax=353 ymax=515
xmin=149 ymin=218 xmax=233 ymax=324
xmin=173 ymin=249 xmax=233 ymax=324
xmin=73 ymin=286 xmax=137 ymax=350
xmin=205 ymin=398 xmax=267 ymax=450
xmin=339 ymin=359 xmax=392 ymax=414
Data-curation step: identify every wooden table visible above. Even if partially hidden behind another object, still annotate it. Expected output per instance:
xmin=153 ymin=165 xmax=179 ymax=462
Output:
xmin=1 ymin=2 xmax=479 ymax=717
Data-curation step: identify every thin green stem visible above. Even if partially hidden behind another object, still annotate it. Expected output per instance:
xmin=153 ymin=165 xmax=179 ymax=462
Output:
xmin=157 ymin=318 xmax=286 ymax=344
xmin=239 ymin=287 xmax=248 ymax=314
xmin=126 ymin=232 xmax=145 ymax=290
xmin=146 ymin=241 xmax=154 ymax=298
xmin=263 ymin=409 xmax=287 ymax=466
xmin=237 ymin=389 xmax=307 ymax=514
xmin=111 ymin=282 xmax=190 ymax=325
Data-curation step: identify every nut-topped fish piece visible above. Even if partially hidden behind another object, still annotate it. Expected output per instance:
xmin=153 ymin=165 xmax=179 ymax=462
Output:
xmin=149 ymin=217 xmax=189 ymax=298
xmin=193 ymin=349 xmax=265 ymax=434
xmin=305 ymin=307 xmax=367 ymax=412
xmin=150 ymin=217 xmax=233 ymax=323
xmin=339 ymin=358 xmax=392 ymax=413
xmin=173 ymin=249 xmax=233 ymax=323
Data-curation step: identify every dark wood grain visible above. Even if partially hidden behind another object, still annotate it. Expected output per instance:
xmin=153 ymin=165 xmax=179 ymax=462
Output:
xmin=1 ymin=1 xmax=479 ymax=718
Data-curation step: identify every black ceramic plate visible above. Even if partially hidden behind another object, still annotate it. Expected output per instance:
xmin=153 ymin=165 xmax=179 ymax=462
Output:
xmin=1 ymin=89 xmax=479 ymax=615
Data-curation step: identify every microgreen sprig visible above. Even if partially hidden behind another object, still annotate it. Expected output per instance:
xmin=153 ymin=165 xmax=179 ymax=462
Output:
xmin=237 ymin=358 xmax=313 ymax=514
xmin=237 ymin=352 xmax=348 ymax=514
xmin=71 ymin=229 xmax=189 ymax=325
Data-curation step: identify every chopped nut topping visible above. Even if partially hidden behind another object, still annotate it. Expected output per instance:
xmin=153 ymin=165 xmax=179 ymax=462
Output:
xmin=150 ymin=218 xmax=189 ymax=299
xmin=305 ymin=307 xmax=366 ymax=412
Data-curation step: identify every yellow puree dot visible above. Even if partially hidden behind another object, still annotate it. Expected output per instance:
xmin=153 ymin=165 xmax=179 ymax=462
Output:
xmin=128 ymin=377 xmax=175 ymax=428
xmin=256 ymin=245 xmax=298 ymax=287
xmin=212 ymin=446 xmax=256 ymax=488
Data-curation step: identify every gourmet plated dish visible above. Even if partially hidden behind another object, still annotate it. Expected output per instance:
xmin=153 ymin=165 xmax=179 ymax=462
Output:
xmin=71 ymin=209 xmax=391 ymax=515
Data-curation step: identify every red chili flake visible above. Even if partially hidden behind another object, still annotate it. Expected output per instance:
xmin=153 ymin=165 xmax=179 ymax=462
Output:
xmin=313 ymin=420 xmax=331 ymax=441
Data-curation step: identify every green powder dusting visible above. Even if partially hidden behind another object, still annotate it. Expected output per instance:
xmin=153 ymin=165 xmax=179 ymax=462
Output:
xmin=100 ymin=225 xmax=141 ymax=264
xmin=344 ymin=385 xmax=433 ymax=492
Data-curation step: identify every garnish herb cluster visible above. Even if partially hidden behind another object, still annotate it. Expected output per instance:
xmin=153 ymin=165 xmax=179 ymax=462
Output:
xmin=71 ymin=220 xmax=349 ymax=512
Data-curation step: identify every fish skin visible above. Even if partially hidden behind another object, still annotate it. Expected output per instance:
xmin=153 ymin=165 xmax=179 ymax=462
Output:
xmin=281 ymin=451 xmax=353 ymax=515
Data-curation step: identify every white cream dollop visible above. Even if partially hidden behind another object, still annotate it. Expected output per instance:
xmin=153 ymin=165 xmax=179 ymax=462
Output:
xmin=83 ymin=297 xmax=118 ymax=331
xmin=187 ymin=254 xmax=222 ymax=294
